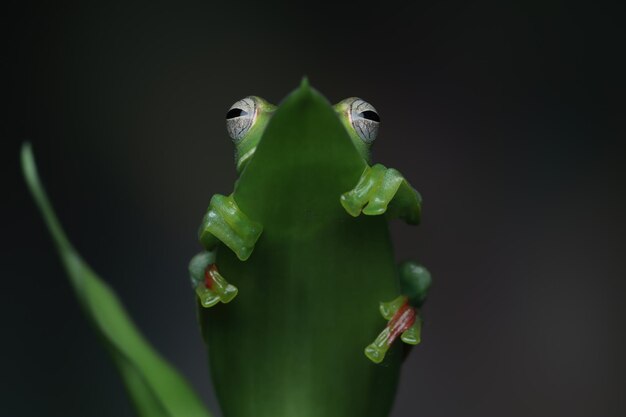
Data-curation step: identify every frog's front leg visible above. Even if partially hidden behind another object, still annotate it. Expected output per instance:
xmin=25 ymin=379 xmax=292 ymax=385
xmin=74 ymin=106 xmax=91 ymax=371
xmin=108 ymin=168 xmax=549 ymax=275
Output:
xmin=340 ymin=164 xmax=422 ymax=224
xmin=189 ymin=194 xmax=262 ymax=308
xmin=365 ymin=261 xmax=432 ymax=363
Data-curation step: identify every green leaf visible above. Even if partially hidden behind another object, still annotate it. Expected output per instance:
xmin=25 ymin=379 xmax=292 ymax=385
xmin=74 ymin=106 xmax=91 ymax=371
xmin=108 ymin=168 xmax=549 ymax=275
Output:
xmin=21 ymin=143 xmax=212 ymax=417
xmin=200 ymin=81 xmax=402 ymax=417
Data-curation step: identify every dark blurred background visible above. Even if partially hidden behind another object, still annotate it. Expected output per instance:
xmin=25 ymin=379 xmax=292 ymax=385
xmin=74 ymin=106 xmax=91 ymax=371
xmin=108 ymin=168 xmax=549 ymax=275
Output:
xmin=3 ymin=1 xmax=624 ymax=416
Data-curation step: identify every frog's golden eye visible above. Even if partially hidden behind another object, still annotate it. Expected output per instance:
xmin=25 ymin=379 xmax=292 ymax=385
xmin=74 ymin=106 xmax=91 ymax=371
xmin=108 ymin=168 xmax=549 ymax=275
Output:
xmin=226 ymin=97 xmax=257 ymax=142
xmin=348 ymin=98 xmax=380 ymax=144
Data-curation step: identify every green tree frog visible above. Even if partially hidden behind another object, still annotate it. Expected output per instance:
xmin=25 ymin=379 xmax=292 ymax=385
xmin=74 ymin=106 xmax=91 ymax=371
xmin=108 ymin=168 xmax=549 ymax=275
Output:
xmin=188 ymin=80 xmax=431 ymax=417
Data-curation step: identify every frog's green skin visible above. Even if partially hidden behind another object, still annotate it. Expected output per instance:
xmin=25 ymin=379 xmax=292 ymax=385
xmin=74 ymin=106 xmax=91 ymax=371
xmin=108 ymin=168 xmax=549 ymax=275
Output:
xmin=190 ymin=81 xmax=431 ymax=417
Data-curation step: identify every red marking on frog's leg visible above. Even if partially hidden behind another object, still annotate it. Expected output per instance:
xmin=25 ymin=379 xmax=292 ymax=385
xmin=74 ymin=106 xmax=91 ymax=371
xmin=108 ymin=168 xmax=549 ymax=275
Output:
xmin=386 ymin=302 xmax=417 ymax=346
xmin=204 ymin=264 xmax=218 ymax=290
xmin=365 ymin=297 xmax=419 ymax=363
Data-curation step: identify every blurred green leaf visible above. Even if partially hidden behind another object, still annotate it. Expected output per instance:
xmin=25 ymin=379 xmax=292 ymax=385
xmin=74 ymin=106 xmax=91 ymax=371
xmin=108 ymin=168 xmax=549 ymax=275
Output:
xmin=21 ymin=143 xmax=212 ymax=417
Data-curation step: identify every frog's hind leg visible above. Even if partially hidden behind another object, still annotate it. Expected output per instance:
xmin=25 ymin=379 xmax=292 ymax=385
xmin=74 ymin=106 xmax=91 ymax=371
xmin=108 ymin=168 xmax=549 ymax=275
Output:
xmin=189 ymin=251 xmax=238 ymax=308
xmin=192 ymin=193 xmax=262 ymax=308
xmin=364 ymin=261 xmax=432 ymax=363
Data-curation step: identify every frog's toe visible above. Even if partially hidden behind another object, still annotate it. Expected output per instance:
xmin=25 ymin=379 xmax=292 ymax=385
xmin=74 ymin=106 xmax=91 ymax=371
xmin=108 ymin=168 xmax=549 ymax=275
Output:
xmin=361 ymin=204 xmax=387 ymax=216
xmin=195 ymin=285 xmax=222 ymax=308
xmin=339 ymin=192 xmax=364 ymax=217
xmin=195 ymin=283 xmax=238 ymax=308
xmin=340 ymin=164 xmax=384 ymax=217
xmin=379 ymin=296 xmax=406 ymax=319
xmin=364 ymin=167 xmax=404 ymax=215
xmin=400 ymin=321 xmax=421 ymax=345
xmin=233 ymin=242 xmax=256 ymax=262
xmin=341 ymin=164 xmax=404 ymax=218
xmin=200 ymin=264 xmax=238 ymax=306
xmin=365 ymin=336 xmax=390 ymax=364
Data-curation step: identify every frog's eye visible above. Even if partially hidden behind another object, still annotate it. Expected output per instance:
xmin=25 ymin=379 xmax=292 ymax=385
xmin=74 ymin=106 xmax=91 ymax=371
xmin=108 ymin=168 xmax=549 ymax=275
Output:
xmin=226 ymin=97 xmax=257 ymax=142
xmin=348 ymin=98 xmax=380 ymax=144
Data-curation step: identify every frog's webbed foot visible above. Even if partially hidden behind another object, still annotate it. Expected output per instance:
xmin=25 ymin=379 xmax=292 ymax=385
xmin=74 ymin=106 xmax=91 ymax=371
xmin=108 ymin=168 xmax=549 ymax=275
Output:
xmin=340 ymin=164 xmax=421 ymax=224
xmin=365 ymin=295 xmax=420 ymax=364
xmin=199 ymin=194 xmax=263 ymax=261
xmin=193 ymin=194 xmax=261 ymax=307
xmin=189 ymin=251 xmax=238 ymax=308
xmin=365 ymin=261 xmax=432 ymax=364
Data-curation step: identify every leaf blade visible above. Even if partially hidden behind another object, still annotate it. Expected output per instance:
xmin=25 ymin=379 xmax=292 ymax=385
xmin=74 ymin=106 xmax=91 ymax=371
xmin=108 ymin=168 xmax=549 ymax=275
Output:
xmin=21 ymin=143 xmax=212 ymax=417
xmin=202 ymin=83 xmax=402 ymax=417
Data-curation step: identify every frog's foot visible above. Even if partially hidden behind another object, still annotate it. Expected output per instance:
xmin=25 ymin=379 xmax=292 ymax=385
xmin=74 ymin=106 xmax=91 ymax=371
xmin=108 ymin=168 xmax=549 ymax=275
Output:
xmin=189 ymin=251 xmax=238 ymax=308
xmin=364 ymin=296 xmax=422 ymax=364
xmin=340 ymin=164 xmax=405 ymax=217
xmin=365 ymin=262 xmax=432 ymax=363
xmin=199 ymin=194 xmax=262 ymax=261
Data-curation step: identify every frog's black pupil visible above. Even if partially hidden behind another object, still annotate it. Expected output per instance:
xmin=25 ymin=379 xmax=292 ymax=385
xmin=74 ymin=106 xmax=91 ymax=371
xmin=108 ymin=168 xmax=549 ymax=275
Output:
xmin=226 ymin=108 xmax=248 ymax=119
xmin=360 ymin=110 xmax=380 ymax=122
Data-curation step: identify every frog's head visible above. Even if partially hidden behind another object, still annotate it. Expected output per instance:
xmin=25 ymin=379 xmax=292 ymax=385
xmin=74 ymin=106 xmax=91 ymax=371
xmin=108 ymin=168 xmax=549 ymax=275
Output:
xmin=226 ymin=94 xmax=380 ymax=173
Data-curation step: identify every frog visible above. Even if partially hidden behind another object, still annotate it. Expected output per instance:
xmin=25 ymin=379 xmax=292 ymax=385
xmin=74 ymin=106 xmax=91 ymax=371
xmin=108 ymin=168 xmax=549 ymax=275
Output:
xmin=188 ymin=80 xmax=432 ymax=417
